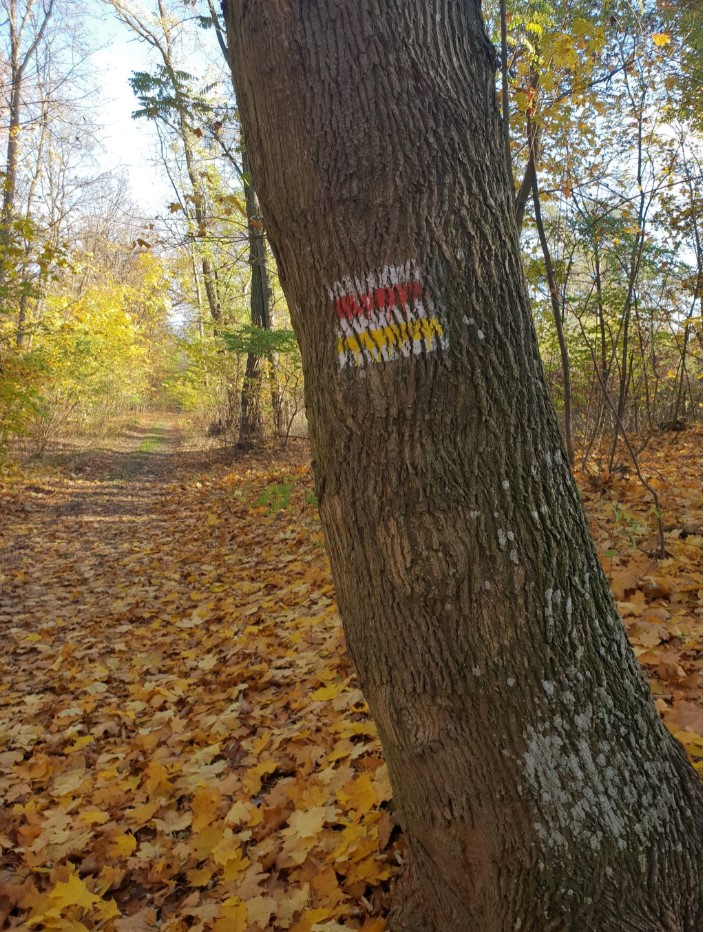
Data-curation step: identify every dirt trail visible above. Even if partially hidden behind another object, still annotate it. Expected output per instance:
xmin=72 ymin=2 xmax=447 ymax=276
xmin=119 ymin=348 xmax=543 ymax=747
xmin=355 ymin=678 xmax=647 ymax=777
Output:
xmin=0 ymin=418 xmax=387 ymax=930
xmin=0 ymin=415 xmax=231 ymax=651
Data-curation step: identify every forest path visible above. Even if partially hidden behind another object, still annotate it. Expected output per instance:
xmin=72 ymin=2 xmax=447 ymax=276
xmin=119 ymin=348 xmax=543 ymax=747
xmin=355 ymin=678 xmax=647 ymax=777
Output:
xmin=0 ymin=413 xmax=234 ymax=652
xmin=0 ymin=416 xmax=385 ymax=930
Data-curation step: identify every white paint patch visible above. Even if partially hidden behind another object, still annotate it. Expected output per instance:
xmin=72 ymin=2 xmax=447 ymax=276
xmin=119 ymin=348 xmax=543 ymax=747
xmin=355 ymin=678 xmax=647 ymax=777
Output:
xmin=523 ymin=675 xmax=680 ymax=858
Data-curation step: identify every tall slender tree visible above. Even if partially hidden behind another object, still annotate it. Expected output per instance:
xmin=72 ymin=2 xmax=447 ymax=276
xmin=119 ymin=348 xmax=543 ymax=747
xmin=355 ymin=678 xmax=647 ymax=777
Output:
xmin=222 ymin=1 xmax=702 ymax=929
xmin=0 ymin=0 xmax=55 ymax=316
xmin=110 ymin=0 xmax=223 ymax=324
xmin=203 ymin=0 xmax=275 ymax=446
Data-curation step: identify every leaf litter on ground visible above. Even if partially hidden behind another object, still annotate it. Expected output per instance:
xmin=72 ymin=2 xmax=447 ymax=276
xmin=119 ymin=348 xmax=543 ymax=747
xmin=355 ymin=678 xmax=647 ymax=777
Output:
xmin=0 ymin=420 xmax=701 ymax=930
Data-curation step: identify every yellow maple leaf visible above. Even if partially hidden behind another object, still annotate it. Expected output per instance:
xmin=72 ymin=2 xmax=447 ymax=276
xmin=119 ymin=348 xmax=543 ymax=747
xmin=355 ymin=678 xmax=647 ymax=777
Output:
xmin=65 ymin=735 xmax=94 ymax=753
xmin=224 ymin=800 xmax=251 ymax=826
xmin=78 ymin=810 xmax=110 ymax=826
xmin=213 ymin=896 xmax=248 ymax=932
xmin=26 ymin=869 xmax=119 ymax=928
xmin=242 ymin=759 xmax=278 ymax=794
xmin=125 ymin=797 xmax=162 ymax=827
xmin=652 ymin=32 xmax=671 ymax=46
xmin=191 ymin=784 xmax=221 ymax=833
xmin=47 ymin=871 xmax=101 ymax=912
xmin=143 ymin=761 xmax=172 ymax=797
xmin=186 ymin=867 xmax=213 ymax=887
xmin=246 ymin=894 xmax=277 ymax=928
xmin=221 ymin=851 xmax=250 ymax=881
xmin=360 ymin=919 xmax=387 ymax=932
xmin=191 ymin=824 xmax=223 ymax=860
xmin=310 ymin=865 xmax=345 ymax=906
xmin=283 ymin=806 xmax=331 ymax=839
xmin=310 ymin=682 xmax=345 ymax=701
xmin=337 ymin=774 xmax=377 ymax=813
xmin=108 ymin=833 xmax=137 ymax=858
xmin=275 ymin=883 xmax=311 ymax=924
xmin=209 ymin=827 xmax=250 ymax=879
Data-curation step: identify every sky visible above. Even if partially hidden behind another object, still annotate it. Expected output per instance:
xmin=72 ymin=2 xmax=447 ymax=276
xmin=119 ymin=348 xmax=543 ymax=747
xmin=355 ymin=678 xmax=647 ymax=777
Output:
xmin=85 ymin=6 xmax=173 ymax=216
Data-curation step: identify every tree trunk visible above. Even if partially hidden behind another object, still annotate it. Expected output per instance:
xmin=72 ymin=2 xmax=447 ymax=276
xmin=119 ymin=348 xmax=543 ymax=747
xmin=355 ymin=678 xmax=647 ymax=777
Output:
xmin=204 ymin=0 xmax=279 ymax=445
xmin=223 ymin=2 xmax=702 ymax=929
xmin=0 ymin=12 xmax=23 ymax=299
xmin=0 ymin=0 xmax=54 ymax=300
xmin=531 ymin=167 xmax=574 ymax=466
xmin=237 ymin=148 xmax=274 ymax=448
xmin=593 ymin=245 xmax=610 ymax=440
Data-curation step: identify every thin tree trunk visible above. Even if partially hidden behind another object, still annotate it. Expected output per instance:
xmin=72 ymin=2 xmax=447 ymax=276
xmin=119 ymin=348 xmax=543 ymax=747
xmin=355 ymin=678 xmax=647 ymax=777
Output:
xmin=224 ymin=1 xmax=702 ymax=928
xmin=16 ymin=96 xmax=48 ymax=348
xmin=1 ymin=78 xmax=23 ymax=290
xmin=593 ymin=245 xmax=610 ymax=438
xmin=0 ymin=0 xmax=54 ymax=298
xmin=514 ymin=117 xmax=537 ymax=233
xmin=237 ymin=148 xmax=274 ymax=448
xmin=498 ymin=0 xmax=512 ymax=186
xmin=189 ymin=246 xmax=206 ymax=341
xmin=672 ymin=295 xmax=697 ymax=424
xmin=514 ymin=76 xmax=540 ymax=234
xmin=632 ymin=296 xmax=652 ymax=431
xmin=158 ymin=0 xmax=221 ymax=324
xmin=204 ymin=0 xmax=277 ymax=447
xmin=531 ymin=170 xmax=574 ymax=466
xmin=608 ymin=88 xmax=648 ymax=473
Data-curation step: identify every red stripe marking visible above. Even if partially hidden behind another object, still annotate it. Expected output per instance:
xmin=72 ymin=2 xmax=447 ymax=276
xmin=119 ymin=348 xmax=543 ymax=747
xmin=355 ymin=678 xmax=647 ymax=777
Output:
xmin=333 ymin=280 xmax=424 ymax=319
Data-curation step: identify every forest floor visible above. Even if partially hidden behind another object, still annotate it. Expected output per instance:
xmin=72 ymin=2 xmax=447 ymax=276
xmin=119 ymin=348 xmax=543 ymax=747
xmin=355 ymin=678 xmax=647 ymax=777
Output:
xmin=0 ymin=414 xmax=701 ymax=931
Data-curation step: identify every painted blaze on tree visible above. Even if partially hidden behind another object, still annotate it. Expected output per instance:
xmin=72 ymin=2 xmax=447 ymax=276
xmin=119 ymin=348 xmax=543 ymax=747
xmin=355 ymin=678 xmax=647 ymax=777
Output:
xmin=223 ymin=0 xmax=702 ymax=929
xmin=331 ymin=262 xmax=447 ymax=368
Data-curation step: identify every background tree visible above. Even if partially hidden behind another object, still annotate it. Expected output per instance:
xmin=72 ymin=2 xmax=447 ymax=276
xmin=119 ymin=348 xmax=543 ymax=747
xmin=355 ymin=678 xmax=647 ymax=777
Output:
xmin=223 ymin=0 xmax=702 ymax=929
xmin=110 ymin=0 xmax=283 ymax=447
xmin=486 ymin=0 xmax=702 ymax=468
xmin=0 ymin=0 xmax=55 ymax=301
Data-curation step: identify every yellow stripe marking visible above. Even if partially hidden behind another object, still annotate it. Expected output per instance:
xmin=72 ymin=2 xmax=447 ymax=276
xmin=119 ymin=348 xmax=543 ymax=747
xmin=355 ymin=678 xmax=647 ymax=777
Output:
xmin=337 ymin=317 xmax=445 ymax=365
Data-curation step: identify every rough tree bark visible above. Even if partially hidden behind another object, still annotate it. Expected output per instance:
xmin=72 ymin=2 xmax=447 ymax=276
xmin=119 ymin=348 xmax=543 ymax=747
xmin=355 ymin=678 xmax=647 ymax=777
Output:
xmin=222 ymin=1 xmax=702 ymax=929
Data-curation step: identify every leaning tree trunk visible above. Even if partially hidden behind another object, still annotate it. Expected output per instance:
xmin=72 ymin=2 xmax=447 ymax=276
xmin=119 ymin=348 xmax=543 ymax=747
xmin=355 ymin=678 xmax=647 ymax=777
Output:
xmin=223 ymin=2 xmax=702 ymax=929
